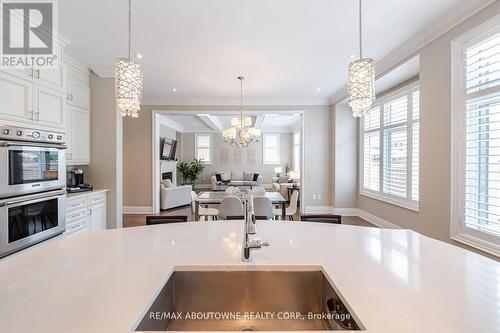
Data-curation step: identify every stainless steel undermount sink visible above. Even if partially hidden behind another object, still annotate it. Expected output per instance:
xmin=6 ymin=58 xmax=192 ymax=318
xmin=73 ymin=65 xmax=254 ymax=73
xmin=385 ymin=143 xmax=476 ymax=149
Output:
xmin=135 ymin=269 xmax=362 ymax=331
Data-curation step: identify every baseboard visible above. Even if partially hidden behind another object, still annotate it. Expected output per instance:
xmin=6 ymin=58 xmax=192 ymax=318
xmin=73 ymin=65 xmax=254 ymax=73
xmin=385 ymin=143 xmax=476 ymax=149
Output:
xmin=356 ymin=209 xmax=400 ymax=229
xmin=302 ymin=206 xmax=401 ymax=229
xmin=123 ymin=206 xmax=154 ymax=214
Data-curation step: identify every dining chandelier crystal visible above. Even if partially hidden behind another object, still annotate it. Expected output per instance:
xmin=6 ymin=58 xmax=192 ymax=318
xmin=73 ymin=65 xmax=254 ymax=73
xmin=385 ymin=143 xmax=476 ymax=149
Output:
xmin=115 ymin=0 xmax=143 ymax=118
xmin=347 ymin=0 xmax=375 ymax=118
xmin=222 ymin=76 xmax=261 ymax=148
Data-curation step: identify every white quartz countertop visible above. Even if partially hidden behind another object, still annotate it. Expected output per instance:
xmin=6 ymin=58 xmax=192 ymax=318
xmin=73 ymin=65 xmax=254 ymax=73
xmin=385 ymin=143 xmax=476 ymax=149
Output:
xmin=0 ymin=222 xmax=498 ymax=333
xmin=66 ymin=188 xmax=108 ymax=199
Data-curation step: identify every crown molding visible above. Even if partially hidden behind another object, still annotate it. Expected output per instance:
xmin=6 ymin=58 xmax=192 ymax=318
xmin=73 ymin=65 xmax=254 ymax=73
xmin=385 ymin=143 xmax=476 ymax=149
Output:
xmin=142 ymin=97 xmax=331 ymax=106
xmin=330 ymin=0 xmax=496 ymax=104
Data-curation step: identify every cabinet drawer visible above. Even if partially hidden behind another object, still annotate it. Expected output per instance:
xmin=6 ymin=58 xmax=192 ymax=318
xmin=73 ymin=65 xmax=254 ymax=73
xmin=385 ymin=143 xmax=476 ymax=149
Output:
xmin=65 ymin=218 xmax=89 ymax=235
xmin=88 ymin=194 xmax=105 ymax=207
xmin=66 ymin=208 xmax=87 ymax=223
xmin=66 ymin=198 xmax=87 ymax=213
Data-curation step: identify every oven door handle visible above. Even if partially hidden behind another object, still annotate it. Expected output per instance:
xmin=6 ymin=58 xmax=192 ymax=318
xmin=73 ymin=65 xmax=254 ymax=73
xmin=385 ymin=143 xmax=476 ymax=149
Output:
xmin=0 ymin=141 xmax=67 ymax=149
xmin=0 ymin=189 xmax=67 ymax=207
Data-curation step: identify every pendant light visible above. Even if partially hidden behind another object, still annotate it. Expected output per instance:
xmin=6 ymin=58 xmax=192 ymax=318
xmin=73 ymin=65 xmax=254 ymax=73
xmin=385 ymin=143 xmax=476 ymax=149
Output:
xmin=115 ymin=0 xmax=143 ymax=118
xmin=347 ymin=0 xmax=375 ymax=118
xmin=221 ymin=76 xmax=261 ymax=148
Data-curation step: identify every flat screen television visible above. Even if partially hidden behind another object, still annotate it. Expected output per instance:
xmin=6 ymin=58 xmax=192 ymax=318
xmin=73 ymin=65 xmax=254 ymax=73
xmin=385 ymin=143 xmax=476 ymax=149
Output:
xmin=161 ymin=138 xmax=177 ymax=160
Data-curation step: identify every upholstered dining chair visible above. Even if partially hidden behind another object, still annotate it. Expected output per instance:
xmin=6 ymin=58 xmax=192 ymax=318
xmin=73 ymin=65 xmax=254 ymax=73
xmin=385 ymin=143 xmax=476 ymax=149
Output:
xmin=218 ymin=196 xmax=244 ymax=220
xmin=190 ymin=191 xmax=219 ymax=221
xmin=252 ymin=186 xmax=266 ymax=196
xmin=253 ymin=196 xmax=274 ymax=220
xmin=274 ymin=190 xmax=299 ymax=221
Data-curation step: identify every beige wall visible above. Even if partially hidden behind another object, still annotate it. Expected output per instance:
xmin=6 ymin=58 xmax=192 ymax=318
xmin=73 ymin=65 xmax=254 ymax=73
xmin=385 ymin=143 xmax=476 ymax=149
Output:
xmin=334 ymin=103 xmax=357 ymax=208
xmin=82 ymin=73 xmax=122 ymax=228
xmin=357 ymin=2 xmax=500 ymax=260
xmin=123 ymin=105 xmax=332 ymax=207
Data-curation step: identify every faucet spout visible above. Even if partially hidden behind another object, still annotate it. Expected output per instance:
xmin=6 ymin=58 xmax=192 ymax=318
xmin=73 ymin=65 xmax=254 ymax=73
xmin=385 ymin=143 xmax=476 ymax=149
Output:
xmin=242 ymin=191 xmax=269 ymax=262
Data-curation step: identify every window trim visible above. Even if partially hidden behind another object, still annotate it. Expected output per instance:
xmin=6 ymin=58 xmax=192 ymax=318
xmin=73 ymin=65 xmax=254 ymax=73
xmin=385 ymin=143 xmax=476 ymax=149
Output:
xmin=262 ymin=133 xmax=281 ymax=165
xmin=195 ymin=133 xmax=212 ymax=164
xmin=450 ymin=13 xmax=500 ymax=257
xmin=359 ymin=80 xmax=420 ymax=212
xmin=293 ymin=130 xmax=301 ymax=171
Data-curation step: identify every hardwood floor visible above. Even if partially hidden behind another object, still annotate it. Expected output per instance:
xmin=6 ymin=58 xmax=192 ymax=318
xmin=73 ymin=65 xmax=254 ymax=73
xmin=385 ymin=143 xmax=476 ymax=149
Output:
xmin=123 ymin=205 xmax=377 ymax=228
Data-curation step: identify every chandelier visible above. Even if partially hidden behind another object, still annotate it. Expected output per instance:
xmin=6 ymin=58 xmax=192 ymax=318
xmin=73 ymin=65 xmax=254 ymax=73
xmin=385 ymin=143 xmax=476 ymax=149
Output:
xmin=222 ymin=76 xmax=261 ymax=148
xmin=115 ymin=0 xmax=143 ymax=118
xmin=347 ymin=0 xmax=375 ymax=118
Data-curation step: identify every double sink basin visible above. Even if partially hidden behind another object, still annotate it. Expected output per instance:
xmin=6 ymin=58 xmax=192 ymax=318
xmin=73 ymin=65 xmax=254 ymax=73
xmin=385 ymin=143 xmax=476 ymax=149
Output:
xmin=135 ymin=268 xmax=362 ymax=331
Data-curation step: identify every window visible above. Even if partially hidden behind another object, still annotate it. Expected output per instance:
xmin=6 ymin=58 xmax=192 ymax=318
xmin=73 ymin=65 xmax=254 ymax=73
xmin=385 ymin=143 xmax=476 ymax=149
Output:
xmin=293 ymin=131 xmax=301 ymax=171
xmin=263 ymin=133 xmax=280 ymax=164
xmin=360 ymin=82 xmax=419 ymax=211
xmin=451 ymin=17 xmax=500 ymax=256
xmin=195 ymin=134 xmax=211 ymax=163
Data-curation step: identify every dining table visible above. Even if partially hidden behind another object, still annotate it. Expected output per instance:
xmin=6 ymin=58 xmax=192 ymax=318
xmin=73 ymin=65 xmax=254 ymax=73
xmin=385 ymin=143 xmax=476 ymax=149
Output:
xmin=194 ymin=191 xmax=287 ymax=220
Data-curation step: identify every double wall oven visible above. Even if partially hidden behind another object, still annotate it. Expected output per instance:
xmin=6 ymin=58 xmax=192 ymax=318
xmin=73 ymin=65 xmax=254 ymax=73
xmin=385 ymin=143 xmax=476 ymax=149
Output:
xmin=0 ymin=125 xmax=67 ymax=258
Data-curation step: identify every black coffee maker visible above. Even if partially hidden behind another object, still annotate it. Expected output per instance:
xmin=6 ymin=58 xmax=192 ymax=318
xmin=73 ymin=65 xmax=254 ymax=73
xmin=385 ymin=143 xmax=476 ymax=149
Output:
xmin=67 ymin=168 xmax=93 ymax=192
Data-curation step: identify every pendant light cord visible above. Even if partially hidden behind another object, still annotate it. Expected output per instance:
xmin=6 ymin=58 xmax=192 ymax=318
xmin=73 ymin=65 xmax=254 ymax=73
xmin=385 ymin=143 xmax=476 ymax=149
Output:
xmin=128 ymin=0 xmax=132 ymax=59
xmin=359 ymin=0 xmax=362 ymax=59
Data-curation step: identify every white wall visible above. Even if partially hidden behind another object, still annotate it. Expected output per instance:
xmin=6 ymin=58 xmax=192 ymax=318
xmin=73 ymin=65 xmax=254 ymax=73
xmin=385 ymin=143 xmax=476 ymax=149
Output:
xmin=178 ymin=132 xmax=292 ymax=185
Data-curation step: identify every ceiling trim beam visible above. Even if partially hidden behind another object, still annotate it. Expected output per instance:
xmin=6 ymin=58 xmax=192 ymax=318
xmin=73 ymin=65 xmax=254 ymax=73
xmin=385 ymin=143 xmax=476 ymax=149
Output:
xmin=197 ymin=114 xmax=224 ymax=131
xmin=254 ymin=115 xmax=266 ymax=129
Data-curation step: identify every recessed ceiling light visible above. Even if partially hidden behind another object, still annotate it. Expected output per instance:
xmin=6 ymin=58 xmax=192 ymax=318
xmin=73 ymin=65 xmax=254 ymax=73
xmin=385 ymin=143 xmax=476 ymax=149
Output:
xmin=350 ymin=54 xmax=356 ymax=59
xmin=316 ymin=88 xmax=321 ymax=92
xmin=136 ymin=53 xmax=143 ymax=59
xmin=172 ymin=88 xmax=177 ymax=92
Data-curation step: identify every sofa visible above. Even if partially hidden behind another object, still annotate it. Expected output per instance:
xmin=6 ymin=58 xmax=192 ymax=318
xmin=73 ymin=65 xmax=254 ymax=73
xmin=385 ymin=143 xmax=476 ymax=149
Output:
xmin=210 ymin=171 xmax=264 ymax=191
xmin=160 ymin=180 xmax=192 ymax=210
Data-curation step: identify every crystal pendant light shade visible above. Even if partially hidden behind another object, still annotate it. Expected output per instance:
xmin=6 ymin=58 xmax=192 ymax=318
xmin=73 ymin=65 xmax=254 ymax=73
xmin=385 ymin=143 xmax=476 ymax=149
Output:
xmin=221 ymin=77 xmax=261 ymax=148
xmin=115 ymin=0 xmax=143 ymax=119
xmin=348 ymin=57 xmax=375 ymax=117
xmin=115 ymin=57 xmax=143 ymax=118
xmin=347 ymin=0 xmax=375 ymax=118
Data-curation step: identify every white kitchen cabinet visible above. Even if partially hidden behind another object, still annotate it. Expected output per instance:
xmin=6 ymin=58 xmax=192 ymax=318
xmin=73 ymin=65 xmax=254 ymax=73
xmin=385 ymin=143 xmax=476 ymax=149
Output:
xmin=0 ymin=71 xmax=33 ymax=125
xmin=65 ymin=191 xmax=107 ymax=235
xmin=0 ymin=68 xmax=66 ymax=130
xmin=89 ymin=203 xmax=105 ymax=230
xmin=67 ymin=78 xmax=90 ymax=109
xmin=66 ymin=105 xmax=90 ymax=165
xmin=36 ymin=65 xmax=65 ymax=92
xmin=34 ymin=85 xmax=66 ymax=129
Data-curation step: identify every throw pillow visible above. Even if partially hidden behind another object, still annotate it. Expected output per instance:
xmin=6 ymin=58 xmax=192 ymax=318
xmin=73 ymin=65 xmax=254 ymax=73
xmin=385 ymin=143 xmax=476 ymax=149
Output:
xmin=165 ymin=179 xmax=174 ymax=187
xmin=243 ymin=171 xmax=253 ymax=181
xmin=278 ymin=175 xmax=288 ymax=183
xmin=215 ymin=173 xmax=222 ymax=182
xmin=252 ymin=173 xmax=260 ymax=181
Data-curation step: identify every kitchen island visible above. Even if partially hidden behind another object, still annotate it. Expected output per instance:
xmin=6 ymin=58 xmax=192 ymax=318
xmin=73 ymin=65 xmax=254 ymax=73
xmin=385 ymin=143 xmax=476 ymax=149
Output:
xmin=0 ymin=221 xmax=498 ymax=332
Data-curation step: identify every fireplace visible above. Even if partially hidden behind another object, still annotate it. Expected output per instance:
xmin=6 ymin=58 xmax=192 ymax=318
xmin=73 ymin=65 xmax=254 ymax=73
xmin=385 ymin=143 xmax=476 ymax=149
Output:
xmin=160 ymin=161 xmax=178 ymax=186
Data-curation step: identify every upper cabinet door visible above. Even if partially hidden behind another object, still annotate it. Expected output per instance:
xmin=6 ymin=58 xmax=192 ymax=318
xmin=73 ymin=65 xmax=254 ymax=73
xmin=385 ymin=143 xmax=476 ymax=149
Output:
xmin=0 ymin=71 xmax=34 ymax=124
xmin=68 ymin=79 xmax=90 ymax=109
xmin=68 ymin=105 xmax=90 ymax=165
xmin=36 ymin=65 xmax=65 ymax=92
xmin=34 ymin=85 xmax=65 ymax=129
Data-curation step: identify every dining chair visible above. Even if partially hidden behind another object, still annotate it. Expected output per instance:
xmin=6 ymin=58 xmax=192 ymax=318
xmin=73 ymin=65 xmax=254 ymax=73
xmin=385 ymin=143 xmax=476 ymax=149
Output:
xmin=300 ymin=214 xmax=342 ymax=224
xmin=273 ymin=190 xmax=299 ymax=221
xmin=253 ymin=196 xmax=274 ymax=220
xmin=190 ymin=191 xmax=219 ymax=221
xmin=145 ymin=215 xmax=188 ymax=225
xmin=252 ymin=186 xmax=266 ymax=196
xmin=225 ymin=187 xmax=241 ymax=195
xmin=218 ymin=196 xmax=244 ymax=220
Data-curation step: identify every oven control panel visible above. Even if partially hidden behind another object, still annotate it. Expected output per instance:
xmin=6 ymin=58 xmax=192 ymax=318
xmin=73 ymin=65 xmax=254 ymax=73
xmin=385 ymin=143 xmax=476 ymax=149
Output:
xmin=0 ymin=125 xmax=65 ymax=144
